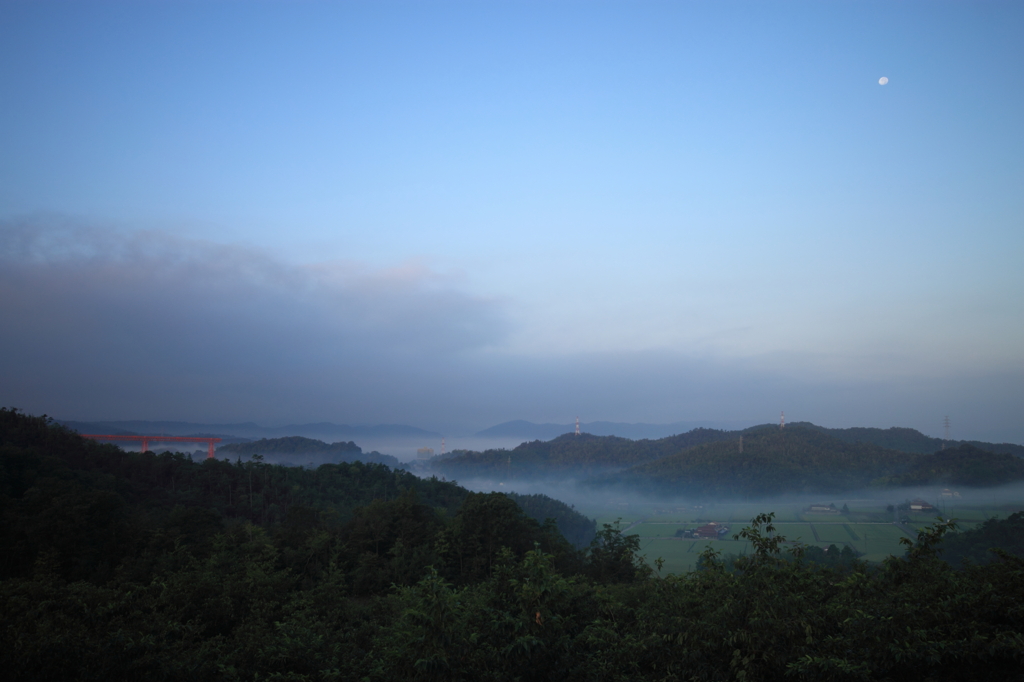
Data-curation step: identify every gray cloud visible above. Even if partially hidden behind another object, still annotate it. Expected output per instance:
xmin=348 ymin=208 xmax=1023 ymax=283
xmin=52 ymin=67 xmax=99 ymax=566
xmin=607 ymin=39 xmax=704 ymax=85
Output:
xmin=2 ymin=217 xmax=1022 ymax=446
xmin=0 ymin=218 xmax=507 ymax=422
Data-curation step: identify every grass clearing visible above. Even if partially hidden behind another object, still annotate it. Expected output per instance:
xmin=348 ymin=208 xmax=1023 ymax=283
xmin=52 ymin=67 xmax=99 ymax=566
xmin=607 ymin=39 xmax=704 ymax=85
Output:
xmin=771 ymin=523 xmax=814 ymax=543
xmin=812 ymin=524 xmax=857 ymax=545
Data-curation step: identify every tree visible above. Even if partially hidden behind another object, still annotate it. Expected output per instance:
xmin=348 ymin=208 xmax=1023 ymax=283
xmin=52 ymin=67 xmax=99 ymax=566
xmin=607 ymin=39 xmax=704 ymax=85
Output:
xmin=584 ymin=519 xmax=650 ymax=583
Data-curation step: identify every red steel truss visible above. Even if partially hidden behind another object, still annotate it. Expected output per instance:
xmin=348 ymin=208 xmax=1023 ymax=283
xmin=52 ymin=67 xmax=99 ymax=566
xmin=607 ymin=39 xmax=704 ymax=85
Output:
xmin=81 ymin=434 xmax=222 ymax=459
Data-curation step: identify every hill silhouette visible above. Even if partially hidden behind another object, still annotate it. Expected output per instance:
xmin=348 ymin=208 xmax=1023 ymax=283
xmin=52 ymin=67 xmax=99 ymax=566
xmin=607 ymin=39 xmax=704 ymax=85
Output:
xmin=590 ymin=425 xmax=917 ymax=497
xmin=218 ymin=436 xmax=406 ymax=468
xmin=432 ymin=428 xmax=736 ymax=479
xmin=475 ymin=419 xmax=749 ymax=440
xmin=793 ymin=422 xmax=1024 ymax=457
xmin=437 ymin=421 xmax=1023 ymax=494
xmin=875 ymin=444 xmax=1024 ymax=488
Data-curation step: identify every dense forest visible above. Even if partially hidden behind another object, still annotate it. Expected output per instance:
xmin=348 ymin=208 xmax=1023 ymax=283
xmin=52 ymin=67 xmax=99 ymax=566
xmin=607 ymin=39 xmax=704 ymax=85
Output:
xmin=794 ymin=422 xmax=1024 ymax=457
xmin=3 ymin=409 xmax=1024 ymax=680
xmin=937 ymin=511 xmax=1024 ymax=568
xmin=504 ymin=492 xmax=596 ymax=549
xmin=873 ymin=444 xmax=1024 ymax=488
xmin=597 ymin=426 xmax=918 ymax=497
xmin=218 ymin=436 xmax=404 ymax=468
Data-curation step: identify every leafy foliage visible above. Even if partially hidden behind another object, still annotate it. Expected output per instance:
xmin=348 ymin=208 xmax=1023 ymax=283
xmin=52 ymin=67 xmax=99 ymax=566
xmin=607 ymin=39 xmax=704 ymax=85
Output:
xmin=937 ymin=511 xmax=1024 ymax=567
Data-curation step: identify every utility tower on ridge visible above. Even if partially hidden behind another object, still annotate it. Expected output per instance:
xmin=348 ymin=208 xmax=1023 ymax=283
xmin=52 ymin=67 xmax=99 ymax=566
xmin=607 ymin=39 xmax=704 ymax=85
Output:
xmin=942 ymin=416 xmax=951 ymax=450
xmin=575 ymin=416 xmax=580 ymax=436
xmin=780 ymin=411 xmax=785 ymax=429
xmin=441 ymin=437 xmax=445 ymax=456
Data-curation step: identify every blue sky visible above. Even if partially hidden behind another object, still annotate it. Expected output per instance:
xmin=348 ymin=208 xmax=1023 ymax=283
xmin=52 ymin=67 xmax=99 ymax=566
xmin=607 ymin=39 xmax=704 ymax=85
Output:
xmin=2 ymin=1 xmax=1022 ymax=441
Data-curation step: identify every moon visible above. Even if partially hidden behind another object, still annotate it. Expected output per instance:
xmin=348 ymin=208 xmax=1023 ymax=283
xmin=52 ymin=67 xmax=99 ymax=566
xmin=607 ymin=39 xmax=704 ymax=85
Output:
xmin=879 ymin=76 xmax=889 ymax=85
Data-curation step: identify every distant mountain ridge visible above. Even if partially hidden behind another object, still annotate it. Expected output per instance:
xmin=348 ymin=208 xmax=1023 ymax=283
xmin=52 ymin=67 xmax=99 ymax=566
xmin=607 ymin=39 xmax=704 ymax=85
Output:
xmin=58 ymin=419 xmax=441 ymax=441
xmin=603 ymin=427 xmax=1024 ymax=497
xmin=600 ymin=425 xmax=919 ymax=497
xmin=794 ymin=422 xmax=1024 ymax=457
xmin=475 ymin=419 xmax=752 ymax=441
xmin=436 ymin=422 xmax=1024 ymax=496
xmin=476 ymin=420 xmax=1024 ymax=455
xmin=433 ymin=428 xmax=738 ymax=479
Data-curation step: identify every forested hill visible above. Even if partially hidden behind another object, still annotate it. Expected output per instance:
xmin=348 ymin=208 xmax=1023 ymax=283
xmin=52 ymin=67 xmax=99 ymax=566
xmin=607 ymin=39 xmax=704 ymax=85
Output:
xmin=218 ymin=436 xmax=404 ymax=468
xmin=0 ymin=409 xmax=598 ymax=584
xmin=505 ymin=492 xmax=596 ymax=548
xmin=874 ymin=444 xmax=1024 ymax=488
xmin=220 ymin=436 xmax=361 ymax=455
xmin=592 ymin=425 xmax=918 ymax=497
xmin=792 ymin=422 xmax=1024 ymax=457
xmin=435 ymin=421 xmax=1023 ymax=487
xmin=432 ymin=428 xmax=736 ymax=479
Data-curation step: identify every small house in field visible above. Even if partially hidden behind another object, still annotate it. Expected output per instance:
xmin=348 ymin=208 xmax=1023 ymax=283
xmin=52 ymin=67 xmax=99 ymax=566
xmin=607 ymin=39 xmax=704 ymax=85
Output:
xmin=695 ymin=523 xmax=721 ymax=539
xmin=806 ymin=504 xmax=840 ymax=514
xmin=909 ymin=498 xmax=935 ymax=511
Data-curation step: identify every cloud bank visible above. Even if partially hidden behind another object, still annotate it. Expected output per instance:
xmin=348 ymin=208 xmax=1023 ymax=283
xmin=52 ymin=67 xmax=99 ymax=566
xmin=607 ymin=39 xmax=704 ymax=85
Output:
xmin=0 ymin=218 xmax=506 ymax=422
xmin=2 ymin=218 xmax=1022 ymax=444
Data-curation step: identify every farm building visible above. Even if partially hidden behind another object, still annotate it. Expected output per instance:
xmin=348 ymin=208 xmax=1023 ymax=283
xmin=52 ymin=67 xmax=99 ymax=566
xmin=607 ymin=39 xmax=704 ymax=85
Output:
xmin=806 ymin=504 xmax=840 ymax=514
xmin=694 ymin=523 xmax=729 ymax=539
xmin=909 ymin=498 xmax=935 ymax=511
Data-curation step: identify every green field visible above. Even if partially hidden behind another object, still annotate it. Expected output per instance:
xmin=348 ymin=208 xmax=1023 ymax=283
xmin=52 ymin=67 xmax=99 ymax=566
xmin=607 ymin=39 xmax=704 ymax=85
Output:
xmin=770 ymin=523 xmax=814 ymax=543
xmin=583 ymin=496 xmax=1024 ymax=571
xmin=592 ymin=514 xmax=649 ymax=529
xmin=630 ymin=522 xmax=691 ymax=537
xmin=812 ymin=523 xmax=860 ymax=545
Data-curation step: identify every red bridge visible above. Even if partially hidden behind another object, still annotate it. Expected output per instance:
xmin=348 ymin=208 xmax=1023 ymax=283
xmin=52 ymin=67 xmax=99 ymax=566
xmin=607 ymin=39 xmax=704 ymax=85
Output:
xmin=81 ymin=434 xmax=222 ymax=459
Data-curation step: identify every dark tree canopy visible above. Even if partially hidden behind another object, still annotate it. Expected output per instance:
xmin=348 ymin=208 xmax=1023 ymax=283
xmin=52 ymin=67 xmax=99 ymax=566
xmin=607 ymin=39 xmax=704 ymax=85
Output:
xmin=2 ymin=408 xmax=1024 ymax=681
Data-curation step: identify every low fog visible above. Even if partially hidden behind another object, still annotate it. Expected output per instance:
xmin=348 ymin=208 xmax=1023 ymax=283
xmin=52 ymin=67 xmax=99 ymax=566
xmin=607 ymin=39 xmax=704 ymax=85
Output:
xmin=449 ymin=475 xmax=1024 ymax=525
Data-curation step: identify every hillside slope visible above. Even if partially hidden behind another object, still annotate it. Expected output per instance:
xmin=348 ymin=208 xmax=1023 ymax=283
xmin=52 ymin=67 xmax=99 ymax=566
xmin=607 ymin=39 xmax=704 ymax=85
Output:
xmin=875 ymin=444 xmax=1024 ymax=488
xmin=591 ymin=425 xmax=917 ymax=497
xmin=217 ymin=436 xmax=404 ymax=468
xmin=432 ymin=428 xmax=737 ymax=479
xmin=794 ymin=422 xmax=1024 ymax=457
